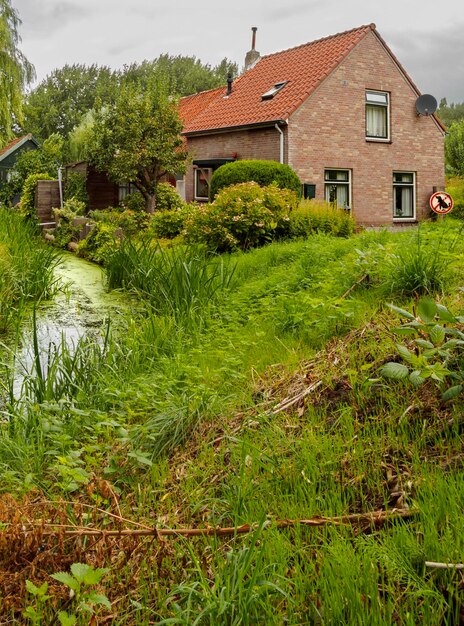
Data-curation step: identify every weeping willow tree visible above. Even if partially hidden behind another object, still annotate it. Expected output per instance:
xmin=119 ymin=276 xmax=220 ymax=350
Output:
xmin=0 ymin=0 xmax=35 ymax=147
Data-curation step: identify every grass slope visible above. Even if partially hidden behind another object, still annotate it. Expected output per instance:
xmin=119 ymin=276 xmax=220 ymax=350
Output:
xmin=0 ymin=220 xmax=464 ymax=624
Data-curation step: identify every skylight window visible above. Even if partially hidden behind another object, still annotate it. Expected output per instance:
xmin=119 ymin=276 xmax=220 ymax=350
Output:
xmin=261 ymin=81 xmax=288 ymax=100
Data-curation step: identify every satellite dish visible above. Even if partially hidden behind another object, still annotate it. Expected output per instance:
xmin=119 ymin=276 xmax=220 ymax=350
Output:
xmin=416 ymin=94 xmax=438 ymax=116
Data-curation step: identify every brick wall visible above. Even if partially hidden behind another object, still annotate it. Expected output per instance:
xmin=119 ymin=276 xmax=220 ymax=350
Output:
xmin=288 ymin=31 xmax=445 ymax=225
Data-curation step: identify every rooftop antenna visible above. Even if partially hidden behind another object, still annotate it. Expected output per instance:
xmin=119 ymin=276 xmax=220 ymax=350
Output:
xmin=415 ymin=94 xmax=438 ymax=116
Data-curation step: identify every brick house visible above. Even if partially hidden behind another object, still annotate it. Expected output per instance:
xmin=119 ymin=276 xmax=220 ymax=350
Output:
xmin=179 ymin=24 xmax=445 ymax=226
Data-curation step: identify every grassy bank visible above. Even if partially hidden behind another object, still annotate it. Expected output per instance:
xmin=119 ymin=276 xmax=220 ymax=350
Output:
xmin=0 ymin=208 xmax=60 ymax=334
xmin=1 ymin=220 xmax=464 ymax=624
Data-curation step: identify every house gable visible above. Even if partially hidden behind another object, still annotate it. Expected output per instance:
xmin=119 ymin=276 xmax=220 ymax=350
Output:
xmin=287 ymin=30 xmax=445 ymax=224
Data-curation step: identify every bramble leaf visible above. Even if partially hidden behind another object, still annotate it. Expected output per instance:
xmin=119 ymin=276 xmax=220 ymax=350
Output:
xmin=380 ymin=362 xmax=409 ymax=380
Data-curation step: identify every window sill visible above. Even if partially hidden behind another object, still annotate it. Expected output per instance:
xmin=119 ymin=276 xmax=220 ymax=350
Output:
xmin=393 ymin=217 xmax=417 ymax=222
xmin=194 ymin=197 xmax=209 ymax=202
xmin=366 ymin=137 xmax=391 ymax=144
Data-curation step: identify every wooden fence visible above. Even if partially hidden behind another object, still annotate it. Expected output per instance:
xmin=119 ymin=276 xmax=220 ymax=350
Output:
xmin=35 ymin=180 xmax=60 ymax=224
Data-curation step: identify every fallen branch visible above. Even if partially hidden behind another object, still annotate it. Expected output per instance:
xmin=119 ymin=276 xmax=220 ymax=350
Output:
xmin=338 ymin=274 xmax=369 ymax=302
xmin=425 ymin=561 xmax=464 ymax=571
xmin=13 ymin=508 xmax=418 ymax=539
xmin=270 ymin=381 xmax=322 ymax=415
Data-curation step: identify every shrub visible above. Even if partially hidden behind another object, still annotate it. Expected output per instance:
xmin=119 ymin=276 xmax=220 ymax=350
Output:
xmin=210 ymin=160 xmax=301 ymax=199
xmin=19 ymin=173 xmax=55 ymax=220
xmin=288 ymin=199 xmax=356 ymax=238
xmin=90 ymin=208 xmax=149 ymax=236
xmin=184 ymin=182 xmax=298 ymax=252
xmin=149 ymin=204 xmax=198 ymax=240
xmin=52 ymin=197 xmax=86 ymax=248
xmin=64 ymin=171 xmax=88 ymax=205
xmin=121 ymin=190 xmax=146 ymax=213
xmin=156 ymin=182 xmax=185 ymax=212
xmin=77 ymin=222 xmax=120 ymax=264
xmin=445 ymin=176 xmax=464 ymax=219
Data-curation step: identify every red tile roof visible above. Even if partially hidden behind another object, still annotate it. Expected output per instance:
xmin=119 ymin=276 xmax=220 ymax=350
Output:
xmin=181 ymin=24 xmax=376 ymax=134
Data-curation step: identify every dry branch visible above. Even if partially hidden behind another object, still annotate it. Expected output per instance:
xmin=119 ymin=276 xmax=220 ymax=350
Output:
xmin=12 ymin=508 xmax=418 ymax=539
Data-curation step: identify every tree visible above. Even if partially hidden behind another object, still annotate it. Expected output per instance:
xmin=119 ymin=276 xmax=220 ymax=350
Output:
xmin=437 ymin=98 xmax=464 ymax=128
xmin=445 ymin=119 xmax=464 ymax=175
xmin=22 ymin=64 xmax=116 ymax=140
xmin=120 ymin=55 xmax=238 ymax=98
xmin=0 ymin=0 xmax=34 ymax=146
xmin=88 ymin=81 xmax=187 ymax=213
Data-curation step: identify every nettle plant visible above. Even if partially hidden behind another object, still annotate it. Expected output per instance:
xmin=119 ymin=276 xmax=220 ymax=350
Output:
xmin=380 ymin=297 xmax=464 ymax=400
xmin=24 ymin=563 xmax=111 ymax=625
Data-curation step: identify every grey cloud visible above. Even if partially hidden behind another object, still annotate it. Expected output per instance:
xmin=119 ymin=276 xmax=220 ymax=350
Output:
xmin=264 ymin=0 xmax=327 ymax=22
xmin=15 ymin=0 xmax=90 ymax=37
xmin=386 ymin=24 xmax=464 ymax=102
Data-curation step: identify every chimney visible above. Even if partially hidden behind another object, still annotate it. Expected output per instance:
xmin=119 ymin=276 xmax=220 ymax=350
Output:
xmin=244 ymin=27 xmax=260 ymax=72
xmin=226 ymin=72 xmax=233 ymax=96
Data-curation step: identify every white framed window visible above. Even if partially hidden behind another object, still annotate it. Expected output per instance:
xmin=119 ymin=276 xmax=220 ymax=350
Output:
xmin=393 ymin=172 xmax=415 ymax=220
xmin=194 ymin=167 xmax=212 ymax=200
xmin=324 ymin=169 xmax=351 ymax=209
xmin=366 ymin=90 xmax=390 ymax=141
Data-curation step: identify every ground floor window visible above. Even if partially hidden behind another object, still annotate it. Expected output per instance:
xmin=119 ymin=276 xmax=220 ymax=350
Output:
xmin=118 ymin=182 xmax=137 ymax=203
xmin=393 ymin=172 xmax=415 ymax=219
xmin=194 ymin=168 xmax=212 ymax=200
xmin=324 ymin=169 xmax=351 ymax=209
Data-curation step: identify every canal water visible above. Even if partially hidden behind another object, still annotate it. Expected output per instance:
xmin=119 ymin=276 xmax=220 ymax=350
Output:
xmin=11 ymin=253 xmax=130 ymax=395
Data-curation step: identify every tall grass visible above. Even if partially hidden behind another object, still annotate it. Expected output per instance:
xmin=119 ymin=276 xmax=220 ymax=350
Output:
xmin=105 ymin=239 xmax=236 ymax=326
xmin=0 ymin=208 xmax=60 ymax=332
xmin=382 ymin=222 xmax=462 ymax=296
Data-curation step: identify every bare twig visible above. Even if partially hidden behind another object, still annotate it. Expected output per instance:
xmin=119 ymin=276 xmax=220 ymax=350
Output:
xmin=270 ymin=381 xmax=322 ymax=415
xmin=425 ymin=561 xmax=464 ymax=571
xmin=338 ymin=274 xmax=369 ymax=302
xmin=12 ymin=508 xmax=418 ymax=539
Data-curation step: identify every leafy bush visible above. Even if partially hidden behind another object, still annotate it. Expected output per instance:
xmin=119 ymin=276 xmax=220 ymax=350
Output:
xmin=184 ymin=182 xmax=298 ymax=251
xmin=445 ymin=176 xmax=464 ymax=219
xmin=288 ymin=199 xmax=355 ymax=238
xmin=52 ymin=197 xmax=86 ymax=248
xmin=64 ymin=171 xmax=88 ymax=205
xmin=122 ymin=190 xmax=146 ymax=212
xmin=380 ymin=298 xmax=464 ymax=401
xmin=77 ymin=222 xmax=120 ymax=264
xmin=90 ymin=208 xmax=149 ymax=236
xmin=149 ymin=204 xmax=198 ymax=239
xmin=156 ymin=182 xmax=185 ymax=212
xmin=19 ymin=173 xmax=54 ymax=220
xmin=210 ymin=159 xmax=301 ymax=199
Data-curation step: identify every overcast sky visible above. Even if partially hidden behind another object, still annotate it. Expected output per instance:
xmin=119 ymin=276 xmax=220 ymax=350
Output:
xmin=14 ymin=0 xmax=464 ymax=103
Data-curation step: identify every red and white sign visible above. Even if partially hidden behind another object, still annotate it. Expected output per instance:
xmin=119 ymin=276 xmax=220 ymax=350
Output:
xmin=429 ymin=191 xmax=453 ymax=214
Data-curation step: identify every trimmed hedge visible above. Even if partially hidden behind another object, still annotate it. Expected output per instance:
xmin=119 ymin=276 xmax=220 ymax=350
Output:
xmin=209 ymin=160 xmax=301 ymax=199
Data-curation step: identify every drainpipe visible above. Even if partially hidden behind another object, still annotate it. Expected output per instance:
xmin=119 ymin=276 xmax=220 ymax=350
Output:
xmin=275 ymin=123 xmax=284 ymax=164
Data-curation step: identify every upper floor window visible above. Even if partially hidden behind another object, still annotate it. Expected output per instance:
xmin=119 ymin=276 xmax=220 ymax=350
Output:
xmin=366 ymin=90 xmax=389 ymax=140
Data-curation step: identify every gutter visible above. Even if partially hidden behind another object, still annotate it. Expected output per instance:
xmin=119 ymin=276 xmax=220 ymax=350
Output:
xmin=275 ymin=123 xmax=284 ymax=164
xmin=183 ymin=119 xmax=287 ymax=137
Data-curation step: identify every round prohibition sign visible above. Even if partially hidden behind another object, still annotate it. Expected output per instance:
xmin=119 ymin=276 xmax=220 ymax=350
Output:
xmin=429 ymin=191 xmax=453 ymax=215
